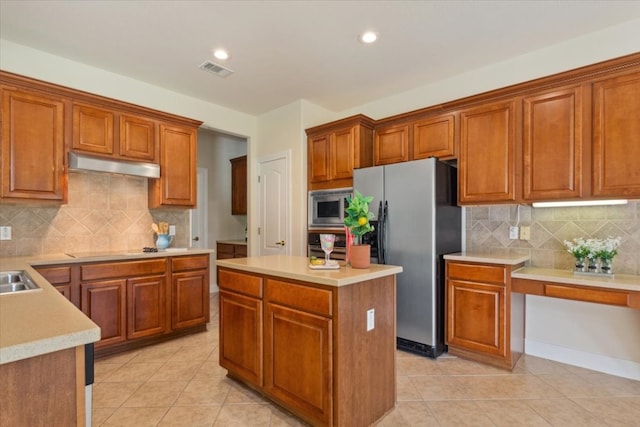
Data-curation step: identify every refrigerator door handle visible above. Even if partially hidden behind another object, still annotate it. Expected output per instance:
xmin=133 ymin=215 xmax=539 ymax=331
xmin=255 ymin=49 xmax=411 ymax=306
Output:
xmin=376 ymin=201 xmax=383 ymax=262
xmin=380 ymin=201 xmax=388 ymax=264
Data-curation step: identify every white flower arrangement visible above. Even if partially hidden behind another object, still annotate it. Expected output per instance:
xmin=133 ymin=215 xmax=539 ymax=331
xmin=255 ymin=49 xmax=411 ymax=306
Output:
xmin=563 ymin=236 xmax=621 ymax=260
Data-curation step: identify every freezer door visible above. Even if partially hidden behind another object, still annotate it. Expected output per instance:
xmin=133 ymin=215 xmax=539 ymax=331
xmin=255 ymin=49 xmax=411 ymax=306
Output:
xmin=353 ymin=165 xmax=384 ymax=221
xmin=384 ymin=158 xmax=438 ymax=347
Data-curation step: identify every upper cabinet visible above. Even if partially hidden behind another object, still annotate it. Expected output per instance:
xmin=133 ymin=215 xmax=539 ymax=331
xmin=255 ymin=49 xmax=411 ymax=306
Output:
xmin=459 ymin=99 xmax=519 ymax=204
xmin=72 ymin=103 xmax=157 ymax=162
xmin=0 ymin=71 xmax=202 ymax=206
xmin=148 ymin=123 xmax=198 ymax=208
xmin=230 ymin=155 xmax=247 ymax=215
xmin=522 ymin=84 xmax=588 ymax=202
xmin=306 ymin=115 xmax=375 ymax=190
xmin=592 ymin=72 xmax=640 ymax=198
xmin=1 ymin=85 xmax=67 ymax=202
xmin=373 ymin=111 xmax=457 ymax=166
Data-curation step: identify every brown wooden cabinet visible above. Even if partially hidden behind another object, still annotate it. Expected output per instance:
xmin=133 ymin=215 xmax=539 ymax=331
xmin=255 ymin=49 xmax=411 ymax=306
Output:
xmin=216 ymin=242 xmax=247 ymax=260
xmin=458 ymin=99 xmax=520 ymax=204
xmin=0 ymin=85 xmax=67 ymax=202
xmin=306 ymin=115 xmax=375 ymax=190
xmin=171 ymin=255 xmax=210 ymax=330
xmin=230 ymin=155 xmax=247 ymax=215
xmin=218 ymin=269 xmax=263 ymax=387
xmin=264 ymin=279 xmax=333 ymax=426
xmin=522 ymin=84 xmax=588 ymax=202
xmin=72 ymin=103 xmax=115 ymax=156
xmin=81 ymin=278 xmax=127 ymax=349
xmin=119 ymin=113 xmax=156 ymax=161
xmin=374 ymin=122 xmax=410 ymax=165
xmin=217 ymin=265 xmax=396 ymax=426
xmin=446 ymin=260 xmax=524 ymax=370
xmin=148 ymin=123 xmax=198 ymax=208
xmin=592 ymin=71 xmax=640 ymax=198
xmin=39 ymin=255 xmax=211 ymax=357
xmin=373 ymin=112 xmax=457 ymax=166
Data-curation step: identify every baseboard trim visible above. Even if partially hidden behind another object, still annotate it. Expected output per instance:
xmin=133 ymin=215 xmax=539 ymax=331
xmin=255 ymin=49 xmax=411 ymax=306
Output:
xmin=525 ymin=339 xmax=640 ymax=381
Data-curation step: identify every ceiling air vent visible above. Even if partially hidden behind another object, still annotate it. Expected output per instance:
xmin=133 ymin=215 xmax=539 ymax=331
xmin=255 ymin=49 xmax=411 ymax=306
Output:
xmin=199 ymin=60 xmax=234 ymax=78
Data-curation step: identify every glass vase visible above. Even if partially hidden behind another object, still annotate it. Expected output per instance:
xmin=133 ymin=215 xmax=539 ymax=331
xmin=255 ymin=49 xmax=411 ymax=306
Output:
xmin=574 ymin=256 xmax=586 ymax=273
xmin=600 ymin=258 xmax=613 ymax=274
xmin=587 ymin=257 xmax=599 ymax=274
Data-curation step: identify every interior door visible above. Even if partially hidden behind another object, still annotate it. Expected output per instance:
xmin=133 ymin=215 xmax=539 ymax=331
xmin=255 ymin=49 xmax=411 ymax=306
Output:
xmin=258 ymin=152 xmax=289 ymax=256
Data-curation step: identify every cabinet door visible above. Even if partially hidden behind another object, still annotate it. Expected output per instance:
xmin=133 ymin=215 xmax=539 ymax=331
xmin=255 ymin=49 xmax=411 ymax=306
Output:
xmin=230 ymin=155 xmax=247 ymax=215
xmin=149 ymin=123 xmax=197 ymax=207
xmin=308 ymin=133 xmax=331 ymax=183
xmin=264 ymin=302 xmax=332 ymax=426
xmin=81 ymin=279 xmax=127 ymax=348
xmin=523 ymin=86 xmax=585 ymax=201
xmin=219 ymin=290 xmax=263 ymax=387
xmin=459 ymin=100 xmax=518 ymax=204
xmin=119 ymin=114 xmax=156 ymax=161
xmin=593 ymin=72 xmax=640 ymax=197
xmin=127 ymin=275 xmax=167 ymax=339
xmin=374 ymin=123 xmax=409 ymax=165
xmin=447 ymin=279 xmax=505 ymax=357
xmin=35 ymin=265 xmax=78 ymax=307
xmin=331 ymin=126 xmax=355 ymax=179
xmin=1 ymin=87 xmax=66 ymax=201
xmin=413 ymin=113 xmax=456 ymax=160
xmin=172 ymin=270 xmax=209 ymax=329
xmin=72 ymin=103 xmax=114 ymax=155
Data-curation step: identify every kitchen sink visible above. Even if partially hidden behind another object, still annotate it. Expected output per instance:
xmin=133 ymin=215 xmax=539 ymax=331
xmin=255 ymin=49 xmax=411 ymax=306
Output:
xmin=0 ymin=270 xmax=41 ymax=295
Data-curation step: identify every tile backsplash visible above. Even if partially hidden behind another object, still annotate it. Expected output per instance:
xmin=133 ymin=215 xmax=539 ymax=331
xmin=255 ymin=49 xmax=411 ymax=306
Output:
xmin=465 ymin=201 xmax=639 ymax=275
xmin=0 ymin=172 xmax=189 ymax=257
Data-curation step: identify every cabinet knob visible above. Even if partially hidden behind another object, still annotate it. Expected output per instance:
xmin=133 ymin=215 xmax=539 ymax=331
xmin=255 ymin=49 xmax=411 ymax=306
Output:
xmin=275 ymin=240 xmax=285 ymax=246
xmin=192 ymin=236 xmax=200 ymax=242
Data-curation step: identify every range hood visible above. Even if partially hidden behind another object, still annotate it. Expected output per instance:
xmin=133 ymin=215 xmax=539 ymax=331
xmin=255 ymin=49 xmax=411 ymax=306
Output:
xmin=68 ymin=152 xmax=160 ymax=178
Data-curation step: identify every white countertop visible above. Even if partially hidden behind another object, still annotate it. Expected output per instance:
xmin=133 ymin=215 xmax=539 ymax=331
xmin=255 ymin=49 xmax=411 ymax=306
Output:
xmin=512 ymin=267 xmax=640 ymax=292
xmin=0 ymin=249 xmax=214 ymax=364
xmin=216 ymin=255 xmax=402 ymax=287
xmin=443 ymin=251 xmax=530 ymax=265
xmin=217 ymin=240 xmax=247 ymax=245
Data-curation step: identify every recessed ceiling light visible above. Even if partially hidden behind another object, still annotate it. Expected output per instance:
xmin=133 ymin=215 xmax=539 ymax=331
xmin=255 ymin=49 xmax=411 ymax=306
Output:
xmin=359 ymin=31 xmax=378 ymax=44
xmin=213 ymin=49 xmax=230 ymax=60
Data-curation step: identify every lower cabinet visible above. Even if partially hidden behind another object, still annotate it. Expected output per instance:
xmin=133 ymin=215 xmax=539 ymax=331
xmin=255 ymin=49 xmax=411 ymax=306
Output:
xmin=34 ymin=253 xmax=210 ymax=357
xmin=218 ymin=266 xmax=396 ymax=427
xmin=445 ymin=260 xmax=524 ymax=370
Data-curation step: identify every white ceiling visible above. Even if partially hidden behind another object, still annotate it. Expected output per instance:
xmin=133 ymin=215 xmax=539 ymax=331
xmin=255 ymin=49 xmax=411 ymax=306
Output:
xmin=2 ymin=1 xmax=640 ymax=116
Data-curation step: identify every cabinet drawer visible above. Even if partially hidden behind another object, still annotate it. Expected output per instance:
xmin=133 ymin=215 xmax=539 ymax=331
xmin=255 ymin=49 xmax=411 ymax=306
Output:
xmin=81 ymin=259 xmax=166 ymax=281
xmin=172 ymin=254 xmax=209 ymax=272
xmin=219 ymin=269 xmax=263 ymax=298
xmin=544 ymin=284 xmax=630 ymax=306
xmin=35 ymin=265 xmax=72 ymax=284
xmin=265 ymin=279 xmax=333 ymax=317
xmin=447 ymin=262 xmax=505 ymax=284
xmin=217 ymin=243 xmax=235 ymax=257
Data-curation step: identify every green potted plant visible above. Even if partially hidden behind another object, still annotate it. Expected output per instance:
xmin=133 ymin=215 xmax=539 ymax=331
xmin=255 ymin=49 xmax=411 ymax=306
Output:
xmin=344 ymin=191 xmax=375 ymax=268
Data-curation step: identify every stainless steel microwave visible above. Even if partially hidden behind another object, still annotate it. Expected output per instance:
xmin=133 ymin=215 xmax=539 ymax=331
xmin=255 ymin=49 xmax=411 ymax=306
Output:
xmin=308 ymin=188 xmax=352 ymax=229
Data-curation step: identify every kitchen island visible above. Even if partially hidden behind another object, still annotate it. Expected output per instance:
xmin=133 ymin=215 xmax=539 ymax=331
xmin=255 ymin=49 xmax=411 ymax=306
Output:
xmin=216 ymin=255 xmax=402 ymax=427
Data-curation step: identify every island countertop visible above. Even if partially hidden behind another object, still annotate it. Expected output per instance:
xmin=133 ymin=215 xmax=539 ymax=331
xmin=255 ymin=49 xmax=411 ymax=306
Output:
xmin=216 ymin=255 xmax=402 ymax=287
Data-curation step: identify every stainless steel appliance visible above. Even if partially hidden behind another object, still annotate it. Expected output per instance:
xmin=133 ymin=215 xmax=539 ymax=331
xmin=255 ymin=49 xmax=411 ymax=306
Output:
xmin=308 ymin=232 xmax=347 ymax=260
xmin=308 ymin=188 xmax=352 ymax=229
xmin=354 ymin=157 xmax=461 ymax=358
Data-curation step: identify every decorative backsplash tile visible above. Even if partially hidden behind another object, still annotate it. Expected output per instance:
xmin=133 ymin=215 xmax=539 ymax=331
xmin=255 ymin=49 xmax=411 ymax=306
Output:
xmin=465 ymin=201 xmax=639 ymax=275
xmin=0 ymin=172 xmax=189 ymax=257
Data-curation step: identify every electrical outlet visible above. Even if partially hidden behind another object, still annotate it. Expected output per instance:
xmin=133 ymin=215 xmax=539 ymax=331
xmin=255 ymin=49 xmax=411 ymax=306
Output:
xmin=509 ymin=226 xmax=519 ymax=240
xmin=0 ymin=226 xmax=11 ymax=240
xmin=520 ymin=226 xmax=531 ymax=240
xmin=367 ymin=309 xmax=375 ymax=331
xmin=169 ymin=225 xmax=176 ymax=236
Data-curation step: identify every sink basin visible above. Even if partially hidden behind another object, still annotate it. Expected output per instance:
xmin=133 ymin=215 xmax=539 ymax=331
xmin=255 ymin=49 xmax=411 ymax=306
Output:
xmin=0 ymin=270 xmax=41 ymax=294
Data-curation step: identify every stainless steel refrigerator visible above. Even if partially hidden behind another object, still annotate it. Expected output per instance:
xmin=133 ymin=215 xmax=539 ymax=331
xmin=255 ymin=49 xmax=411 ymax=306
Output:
xmin=353 ymin=157 xmax=461 ymax=358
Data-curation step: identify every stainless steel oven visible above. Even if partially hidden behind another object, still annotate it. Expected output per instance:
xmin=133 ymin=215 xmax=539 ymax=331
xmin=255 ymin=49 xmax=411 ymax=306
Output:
xmin=308 ymin=232 xmax=347 ymax=261
xmin=308 ymin=188 xmax=352 ymax=229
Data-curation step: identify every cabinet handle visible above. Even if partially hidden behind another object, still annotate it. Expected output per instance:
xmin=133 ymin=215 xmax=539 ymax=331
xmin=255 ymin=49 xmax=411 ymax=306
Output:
xmin=192 ymin=236 xmax=200 ymax=242
xmin=275 ymin=240 xmax=285 ymax=246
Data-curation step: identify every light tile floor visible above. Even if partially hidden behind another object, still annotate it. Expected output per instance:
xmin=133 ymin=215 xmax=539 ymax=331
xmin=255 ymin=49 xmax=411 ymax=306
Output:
xmin=93 ymin=294 xmax=640 ymax=426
